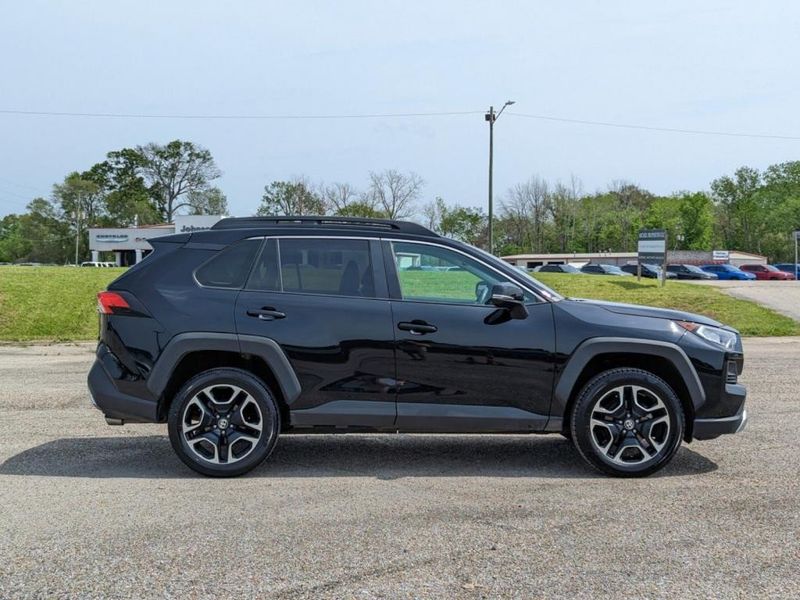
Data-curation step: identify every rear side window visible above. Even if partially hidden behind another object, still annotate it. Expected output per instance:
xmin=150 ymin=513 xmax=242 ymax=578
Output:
xmin=278 ymin=238 xmax=375 ymax=297
xmin=195 ymin=239 xmax=262 ymax=288
xmin=246 ymin=239 xmax=280 ymax=291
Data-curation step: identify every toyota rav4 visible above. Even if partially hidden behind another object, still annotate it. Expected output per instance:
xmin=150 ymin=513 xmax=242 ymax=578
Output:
xmin=88 ymin=216 xmax=747 ymax=477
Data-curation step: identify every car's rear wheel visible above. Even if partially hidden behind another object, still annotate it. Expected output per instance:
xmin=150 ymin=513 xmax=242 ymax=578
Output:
xmin=571 ymin=368 xmax=684 ymax=477
xmin=168 ymin=368 xmax=280 ymax=477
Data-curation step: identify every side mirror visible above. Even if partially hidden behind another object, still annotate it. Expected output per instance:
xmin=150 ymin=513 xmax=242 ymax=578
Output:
xmin=489 ymin=283 xmax=528 ymax=319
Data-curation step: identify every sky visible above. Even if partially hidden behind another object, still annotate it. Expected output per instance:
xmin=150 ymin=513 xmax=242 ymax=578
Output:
xmin=1 ymin=0 xmax=800 ymax=219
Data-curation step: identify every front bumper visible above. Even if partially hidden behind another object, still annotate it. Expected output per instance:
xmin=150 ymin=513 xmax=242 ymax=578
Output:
xmin=693 ymin=384 xmax=748 ymax=440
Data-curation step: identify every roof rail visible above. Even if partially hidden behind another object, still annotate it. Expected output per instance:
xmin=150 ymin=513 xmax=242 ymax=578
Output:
xmin=210 ymin=215 xmax=437 ymax=236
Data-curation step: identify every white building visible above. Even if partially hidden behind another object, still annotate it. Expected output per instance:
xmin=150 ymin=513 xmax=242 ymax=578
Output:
xmin=88 ymin=215 xmax=225 ymax=266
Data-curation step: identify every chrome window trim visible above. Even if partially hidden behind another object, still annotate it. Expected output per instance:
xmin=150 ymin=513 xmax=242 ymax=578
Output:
xmin=192 ymin=236 xmax=265 ymax=291
xmin=244 ymin=235 xmax=383 ymax=300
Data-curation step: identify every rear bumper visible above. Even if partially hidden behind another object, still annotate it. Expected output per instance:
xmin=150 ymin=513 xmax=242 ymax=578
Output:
xmin=87 ymin=344 xmax=158 ymax=424
xmin=693 ymin=384 xmax=748 ymax=440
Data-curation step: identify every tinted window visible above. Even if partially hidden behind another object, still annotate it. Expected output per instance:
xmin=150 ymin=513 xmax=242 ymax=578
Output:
xmin=246 ymin=239 xmax=280 ymax=291
xmin=583 ymin=265 xmax=602 ymax=273
xmin=195 ymin=239 xmax=261 ymax=288
xmin=392 ymin=241 xmax=533 ymax=304
xmin=279 ymin=238 xmax=375 ymax=297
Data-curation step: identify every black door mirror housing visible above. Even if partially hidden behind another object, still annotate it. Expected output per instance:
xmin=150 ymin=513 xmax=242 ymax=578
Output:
xmin=489 ymin=283 xmax=528 ymax=319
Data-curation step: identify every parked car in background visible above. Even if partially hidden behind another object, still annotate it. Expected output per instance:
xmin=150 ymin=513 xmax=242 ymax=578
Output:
xmin=535 ymin=264 xmax=580 ymax=274
xmin=81 ymin=261 xmax=117 ymax=268
xmin=666 ymin=264 xmax=718 ymax=280
xmin=700 ymin=264 xmax=756 ymax=281
xmin=580 ymin=263 xmax=633 ymax=276
xmin=739 ymin=264 xmax=796 ymax=280
xmin=619 ymin=263 xmax=675 ymax=279
xmin=773 ymin=263 xmax=800 ymax=278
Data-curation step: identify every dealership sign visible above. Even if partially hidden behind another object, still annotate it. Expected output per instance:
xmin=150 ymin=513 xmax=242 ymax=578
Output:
xmin=174 ymin=215 xmax=225 ymax=234
xmin=638 ymin=229 xmax=666 ymax=263
xmin=95 ymin=233 xmax=129 ymax=243
xmin=712 ymin=250 xmax=730 ymax=261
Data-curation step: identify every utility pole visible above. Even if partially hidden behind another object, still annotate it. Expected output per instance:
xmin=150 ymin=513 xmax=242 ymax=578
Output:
xmin=485 ymin=100 xmax=515 ymax=255
xmin=74 ymin=209 xmax=81 ymax=266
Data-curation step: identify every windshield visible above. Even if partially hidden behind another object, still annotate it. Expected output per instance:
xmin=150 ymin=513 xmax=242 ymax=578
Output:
xmin=764 ymin=265 xmax=779 ymax=272
xmin=685 ymin=265 xmax=705 ymax=273
xmin=462 ymin=242 xmax=565 ymax=302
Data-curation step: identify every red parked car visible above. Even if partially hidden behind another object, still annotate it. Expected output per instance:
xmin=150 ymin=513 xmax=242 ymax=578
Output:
xmin=740 ymin=264 xmax=796 ymax=280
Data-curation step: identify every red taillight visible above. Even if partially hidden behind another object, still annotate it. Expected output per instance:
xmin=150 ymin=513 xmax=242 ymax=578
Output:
xmin=97 ymin=291 xmax=130 ymax=314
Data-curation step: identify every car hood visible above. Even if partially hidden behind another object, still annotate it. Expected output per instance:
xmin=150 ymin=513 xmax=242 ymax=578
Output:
xmin=566 ymin=298 xmax=726 ymax=328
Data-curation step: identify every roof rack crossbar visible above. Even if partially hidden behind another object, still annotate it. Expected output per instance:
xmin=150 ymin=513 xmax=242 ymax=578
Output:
xmin=211 ymin=215 xmax=436 ymax=236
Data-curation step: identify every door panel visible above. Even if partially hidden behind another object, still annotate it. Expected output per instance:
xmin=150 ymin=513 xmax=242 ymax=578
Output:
xmin=235 ymin=237 xmax=396 ymax=428
xmin=391 ymin=301 xmax=556 ymax=431
xmin=385 ymin=240 xmax=556 ymax=432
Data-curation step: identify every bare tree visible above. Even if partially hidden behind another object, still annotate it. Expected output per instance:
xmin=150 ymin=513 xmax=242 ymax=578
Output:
xmin=501 ymin=176 xmax=551 ymax=252
xmin=365 ymin=170 xmax=424 ymax=219
xmin=319 ymin=182 xmax=360 ymax=214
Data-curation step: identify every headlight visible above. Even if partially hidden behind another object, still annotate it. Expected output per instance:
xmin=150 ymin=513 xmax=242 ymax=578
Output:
xmin=677 ymin=321 xmax=738 ymax=349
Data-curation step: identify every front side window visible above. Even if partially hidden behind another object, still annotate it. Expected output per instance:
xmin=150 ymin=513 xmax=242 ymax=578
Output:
xmin=278 ymin=238 xmax=375 ymax=297
xmin=391 ymin=241 xmax=532 ymax=305
xmin=195 ymin=238 xmax=262 ymax=288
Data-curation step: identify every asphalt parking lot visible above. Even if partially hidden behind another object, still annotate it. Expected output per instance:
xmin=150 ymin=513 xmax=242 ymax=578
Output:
xmin=686 ymin=279 xmax=800 ymax=322
xmin=1 ymin=339 xmax=799 ymax=599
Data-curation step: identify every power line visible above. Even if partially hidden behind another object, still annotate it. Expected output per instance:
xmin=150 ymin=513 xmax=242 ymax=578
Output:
xmin=507 ymin=111 xmax=800 ymax=141
xmin=0 ymin=108 xmax=483 ymax=120
xmin=2 ymin=105 xmax=798 ymax=140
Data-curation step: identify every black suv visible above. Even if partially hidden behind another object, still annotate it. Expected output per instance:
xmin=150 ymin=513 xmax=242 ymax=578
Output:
xmin=88 ymin=217 xmax=747 ymax=477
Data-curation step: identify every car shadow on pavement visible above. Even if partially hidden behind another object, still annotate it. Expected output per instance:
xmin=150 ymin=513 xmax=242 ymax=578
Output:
xmin=0 ymin=434 xmax=718 ymax=480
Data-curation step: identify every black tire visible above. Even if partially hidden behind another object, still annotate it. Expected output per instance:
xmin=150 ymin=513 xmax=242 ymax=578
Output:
xmin=168 ymin=368 xmax=280 ymax=477
xmin=570 ymin=368 xmax=684 ymax=477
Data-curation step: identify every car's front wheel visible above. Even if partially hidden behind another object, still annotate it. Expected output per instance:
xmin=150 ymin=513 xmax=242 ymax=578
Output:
xmin=571 ymin=368 xmax=684 ymax=477
xmin=168 ymin=368 xmax=280 ymax=477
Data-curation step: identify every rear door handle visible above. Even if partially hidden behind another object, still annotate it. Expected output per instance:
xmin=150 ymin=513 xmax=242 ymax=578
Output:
xmin=397 ymin=321 xmax=437 ymax=335
xmin=247 ymin=307 xmax=286 ymax=321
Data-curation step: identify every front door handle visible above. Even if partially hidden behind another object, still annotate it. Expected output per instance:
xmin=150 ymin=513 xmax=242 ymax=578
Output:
xmin=247 ymin=307 xmax=286 ymax=321
xmin=397 ymin=321 xmax=437 ymax=335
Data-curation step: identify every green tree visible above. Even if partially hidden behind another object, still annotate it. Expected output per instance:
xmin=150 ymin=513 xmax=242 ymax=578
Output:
xmin=257 ymin=179 xmax=325 ymax=216
xmin=423 ymin=197 xmax=485 ymax=245
xmin=710 ymin=166 xmax=766 ymax=251
xmin=187 ymin=186 xmax=229 ymax=215
xmin=84 ymin=148 xmax=160 ymax=226
xmin=137 ymin=140 xmax=222 ymax=221
xmin=677 ymin=192 xmax=714 ymax=250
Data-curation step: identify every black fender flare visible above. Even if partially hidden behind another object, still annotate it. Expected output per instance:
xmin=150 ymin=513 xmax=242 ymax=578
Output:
xmin=552 ymin=337 xmax=706 ymax=417
xmin=146 ymin=332 xmax=301 ymax=404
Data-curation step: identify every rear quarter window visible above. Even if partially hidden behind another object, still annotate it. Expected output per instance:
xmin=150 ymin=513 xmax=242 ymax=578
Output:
xmin=195 ymin=239 xmax=262 ymax=288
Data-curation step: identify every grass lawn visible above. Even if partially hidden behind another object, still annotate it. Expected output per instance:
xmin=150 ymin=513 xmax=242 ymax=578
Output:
xmin=0 ymin=266 xmax=125 ymax=342
xmin=0 ymin=266 xmax=798 ymax=341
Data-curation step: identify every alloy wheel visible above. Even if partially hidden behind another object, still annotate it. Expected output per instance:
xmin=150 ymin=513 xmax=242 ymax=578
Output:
xmin=589 ymin=385 xmax=671 ymax=466
xmin=181 ymin=384 xmax=263 ymax=465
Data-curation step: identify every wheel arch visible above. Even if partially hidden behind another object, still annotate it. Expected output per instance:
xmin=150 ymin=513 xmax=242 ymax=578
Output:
xmin=554 ymin=338 xmax=704 ymax=441
xmin=147 ymin=332 xmax=301 ymax=422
